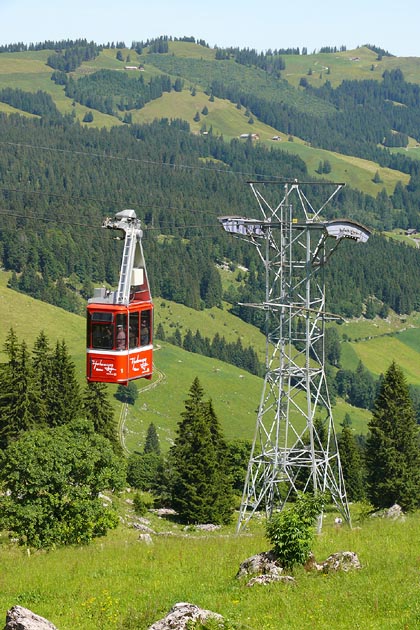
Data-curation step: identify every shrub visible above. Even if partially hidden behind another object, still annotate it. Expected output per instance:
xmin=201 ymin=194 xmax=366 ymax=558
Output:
xmin=265 ymin=492 xmax=324 ymax=570
xmin=133 ymin=491 xmax=154 ymax=516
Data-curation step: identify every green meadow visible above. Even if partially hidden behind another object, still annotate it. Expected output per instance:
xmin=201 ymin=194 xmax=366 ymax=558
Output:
xmin=282 ymin=45 xmax=420 ymax=88
xmin=0 ymin=44 xmax=414 ymax=195
xmin=4 ymin=266 xmax=420 ymax=447
xmin=0 ymin=504 xmax=419 ymax=629
xmin=3 ymin=42 xmax=420 ymax=630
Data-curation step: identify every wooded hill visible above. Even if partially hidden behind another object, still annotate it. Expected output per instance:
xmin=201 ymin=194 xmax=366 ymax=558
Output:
xmin=2 ymin=37 xmax=420 ymax=417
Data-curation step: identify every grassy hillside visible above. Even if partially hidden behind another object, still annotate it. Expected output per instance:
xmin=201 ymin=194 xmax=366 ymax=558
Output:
xmin=0 ymin=272 xmax=262 ymax=447
xmin=282 ymin=45 xmax=420 ymax=88
xmin=336 ymin=311 xmax=420 ymax=383
xmin=0 ymin=503 xmax=419 ymax=629
xmin=4 ymin=270 xmax=420 ymax=443
xmin=0 ymin=43 xmax=414 ymax=196
xmin=130 ymin=90 xmax=408 ymax=196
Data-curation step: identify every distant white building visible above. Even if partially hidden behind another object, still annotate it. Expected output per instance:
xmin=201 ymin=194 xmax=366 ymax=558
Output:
xmin=239 ymin=133 xmax=259 ymax=141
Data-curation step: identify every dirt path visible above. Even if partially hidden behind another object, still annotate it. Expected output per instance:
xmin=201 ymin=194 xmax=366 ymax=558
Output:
xmin=118 ymin=363 xmax=166 ymax=454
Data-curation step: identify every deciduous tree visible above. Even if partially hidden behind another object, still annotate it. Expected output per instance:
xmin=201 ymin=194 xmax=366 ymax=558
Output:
xmin=0 ymin=419 xmax=126 ymax=548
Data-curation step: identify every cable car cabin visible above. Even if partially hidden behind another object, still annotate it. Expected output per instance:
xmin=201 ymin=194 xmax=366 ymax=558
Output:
xmin=87 ymin=299 xmax=153 ymax=384
xmin=86 ymin=208 xmax=153 ymax=385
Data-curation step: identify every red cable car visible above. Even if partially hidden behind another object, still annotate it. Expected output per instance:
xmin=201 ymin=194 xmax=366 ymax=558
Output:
xmin=86 ymin=209 xmax=153 ymax=384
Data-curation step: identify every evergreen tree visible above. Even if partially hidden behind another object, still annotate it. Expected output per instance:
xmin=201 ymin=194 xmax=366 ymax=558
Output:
xmin=115 ymin=381 xmax=138 ymax=405
xmin=127 ymin=450 xmax=162 ymax=492
xmin=366 ymin=361 xmax=420 ymax=510
xmin=47 ymin=340 xmax=81 ymax=426
xmin=349 ymin=361 xmax=376 ymax=410
xmin=169 ymin=377 xmax=234 ymax=524
xmin=144 ymin=422 xmax=160 ymax=455
xmin=31 ymin=330 xmax=52 ymax=424
xmin=83 ymin=382 xmax=119 ymax=450
xmin=338 ymin=425 xmax=365 ymax=502
xmin=0 ymin=334 xmax=43 ymax=447
xmin=155 ymin=322 xmax=165 ymax=340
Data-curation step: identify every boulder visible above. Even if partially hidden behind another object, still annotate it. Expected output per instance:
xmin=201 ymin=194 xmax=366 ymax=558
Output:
xmin=148 ymin=602 xmax=223 ymax=630
xmin=4 ymin=606 xmax=58 ymax=630
xmin=320 ymin=551 xmax=361 ymax=573
xmin=246 ymin=574 xmax=296 ymax=587
xmin=371 ymin=503 xmax=405 ymax=521
xmin=305 ymin=551 xmax=361 ymax=574
xmin=132 ymin=522 xmax=156 ymax=534
xmin=383 ymin=504 xmax=404 ymax=520
xmin=183 ymin=524 xmax=221 ymax=532
xmin=236 ymin=550 xmax=282 ymax=578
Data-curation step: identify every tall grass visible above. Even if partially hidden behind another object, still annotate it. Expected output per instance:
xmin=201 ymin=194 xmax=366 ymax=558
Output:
xmin=1 ymin=507 xmax=419 ymax=629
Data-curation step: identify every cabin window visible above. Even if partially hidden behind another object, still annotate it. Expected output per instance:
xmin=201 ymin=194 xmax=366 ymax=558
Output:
xmin=129 ymin=312 xmax=139 ymax=349
xmin=89 ymin=312 xmax=114 ymax=349
xmin=140 ymin=309 xmax=151 ymax=346
xmin=115 ymin=313 xmax=128 ymax=350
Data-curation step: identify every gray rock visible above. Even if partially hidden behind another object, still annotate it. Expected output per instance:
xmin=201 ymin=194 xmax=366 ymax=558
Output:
xmin=383 ymin=504 xmax=404 ymax=520
xmin=320 ymin=551 xmax=361 ymax=573
xmin=246 ymin=574 xmax=295 ymax=587
xmin=4 ymin=606 xmax=58 ymax=630
xmin=305 ymin=551 xmax=361 ymax=573
xmin=132 ymin=522 xmax=156 ymax=534
xmin=236 ymin=550 xmax=281 ymax=578
xmin=148 ymin=602 xmax=223 ymax=630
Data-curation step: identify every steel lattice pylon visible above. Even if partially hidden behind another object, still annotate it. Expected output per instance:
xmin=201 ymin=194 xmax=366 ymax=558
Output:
xmin=219 ymin=180 xmax=370 ymax=532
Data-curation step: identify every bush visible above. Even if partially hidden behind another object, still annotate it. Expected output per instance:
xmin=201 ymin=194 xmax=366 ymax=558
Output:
xmin=265 ymin=492 xmax=324 ymax=570
xmin=133 ymin=491 xmax=154 ymax=516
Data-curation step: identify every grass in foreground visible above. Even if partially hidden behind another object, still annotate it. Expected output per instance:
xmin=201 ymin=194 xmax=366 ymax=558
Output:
xmin=0 ymin=505 xmax=420 ymax=629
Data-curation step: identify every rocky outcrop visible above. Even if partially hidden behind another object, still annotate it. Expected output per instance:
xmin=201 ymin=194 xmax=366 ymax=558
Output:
xmin=236 ymin=550 xmax=281 ymax=578
xmin=4 ymin=606 xmax=57 ymax=630
xmin=305 ymin=551 xmax=361 ymax=573
xmin=383 ymin=504 xmax=405 ymax=520
xmin=236 ymin=550 xmax=297 ymax=587
xmin=246 ymin=574 xmax=296 ymax=587
xmin=148 ymin=602 xmax=223 ymax=630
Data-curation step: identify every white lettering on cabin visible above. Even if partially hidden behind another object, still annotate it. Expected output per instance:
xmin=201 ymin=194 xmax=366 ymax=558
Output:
xmin=92 ymin=359 xmax=117 ymax=376
xmin=130 ymin=355 xmax=150 ymax=373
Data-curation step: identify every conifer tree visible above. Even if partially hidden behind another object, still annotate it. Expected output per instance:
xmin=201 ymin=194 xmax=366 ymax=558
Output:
xmin=144 ymin=422 xmax=160 ymax=455
xmin=31 ymin=330 xmax=52 ymax=424
xmin=83 ymin=382 xmax=119 ymax=450
xmin=170 ymin=377 xmax=233 ymax=524
xmin=338 ymin=425 xmax=365 ymax=502
xmin=366 ymin=361 xmax=420 ymax=510
xmin=0 ymin=335 xmax=43 ymax=447
xmin=47 ymin=340 xmax=81 ymax=426
xmin=203 ymin=399 xmax=234 ymax=519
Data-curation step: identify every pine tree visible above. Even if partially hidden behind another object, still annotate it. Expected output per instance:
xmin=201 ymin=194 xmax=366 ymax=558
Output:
xmin=83 ymin=382 xmax=119 ymax=450
xmin=0 ymin=337 xmax=43 ymax=446
xmin=204 ymin=399 xmax=234 ymax=520
xmin=47 ymin=340 xmax=81 ymax=426
xmin=170 ymin=377 xmax=234 ymax=524
xmin=366 ymin=361 xmax=420 ymax=510
xmin=338 ymin=425 xmax=365 ymax=501
xmin=144 ymin=422 xmax=160 ymax=455
xmin=31 ymin=330 xmax=51 ymax=425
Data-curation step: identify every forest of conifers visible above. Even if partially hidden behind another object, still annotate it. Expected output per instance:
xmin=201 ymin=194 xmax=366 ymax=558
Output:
xmin=2 ymin=38 xmax=420 ymax=321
